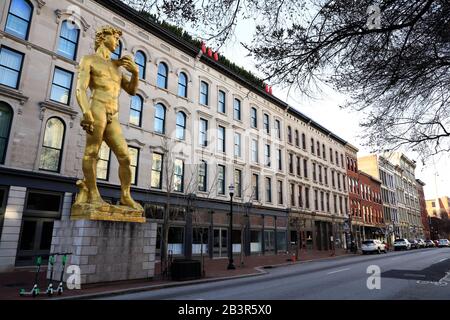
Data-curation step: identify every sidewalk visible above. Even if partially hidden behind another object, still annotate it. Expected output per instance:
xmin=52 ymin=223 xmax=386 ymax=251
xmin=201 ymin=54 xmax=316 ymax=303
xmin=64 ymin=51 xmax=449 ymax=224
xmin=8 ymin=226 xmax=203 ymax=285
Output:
xmin=0 ymin=249 xmax=352 ymax=300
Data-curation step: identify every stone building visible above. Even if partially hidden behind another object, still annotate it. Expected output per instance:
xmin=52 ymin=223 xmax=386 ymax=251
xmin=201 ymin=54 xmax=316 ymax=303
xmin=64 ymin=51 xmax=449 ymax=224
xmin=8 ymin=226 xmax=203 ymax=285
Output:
xmin=0 ymin=0 xmax=351 ymax=271
xmin=345 ymin=144 xmax=361 ymax=246
xmin=358 ymin=154 xmax=399 ymax=245
xmin=426 ymin=196 xmax=450 ymax=220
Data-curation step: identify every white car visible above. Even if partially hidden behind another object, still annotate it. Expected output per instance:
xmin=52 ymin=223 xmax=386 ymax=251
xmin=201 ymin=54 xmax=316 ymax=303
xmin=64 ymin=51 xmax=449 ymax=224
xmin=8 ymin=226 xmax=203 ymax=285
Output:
xmin=394 ymin=238 xmax=411 ymax=251
xmin=438 ymin=239 xmax=450 ymax=248
xmin=362 ymin=240 xmax=387 ymax=254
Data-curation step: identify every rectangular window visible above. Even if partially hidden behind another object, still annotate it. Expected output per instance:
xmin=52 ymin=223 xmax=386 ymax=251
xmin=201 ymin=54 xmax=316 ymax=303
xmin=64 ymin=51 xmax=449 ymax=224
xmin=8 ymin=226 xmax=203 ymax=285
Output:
xmin=265 ymin=144 xmax=271 ymax=167
xmin=298 ymin=185 xmax=303 ymax=208
xmin=326 ymin=193 xmax=330 ymax=212
xmin=305 ymin=187 xmax=310 ymax=209
xmin=173 ymin=159 xmax=184 ymax=192
xmin=97 ymin=142 xmax=111 ymax=181
xmin=128 ymin=146 xmax=139 ymax=185
xmin=218 ymin=165 xmax=225 ymax=195
xmin=337 ymin=173 xmax=341 ymax=189
xmin=151 ymin=152 xmax=163 ymax=189
xmin=200 ymin=81 xmax=209 ymax=105
xmin=234 ymin=98 xmax=241 ymax=121
xmin=320 ymin=191 xmax=324 ymax=211
xmin=252 ymin=174 xmax=259 ymax=201
xmin=318 ymin=165 xmax=322 ymax=183
xmin=218 ymin=126 xmax=226 ymax=152
xmin=290 ymin=183 xmax=295 ymax=207
xmin=0 ymin=46 xmax=24 ymax=89
xmin=199 ymin=118 xmax=208 ymax=147
xmin=313 ymin=163 xmax=317 ymax=181
xmin=277 ymin=149 xmax=282 ymax=171
xmin=263 ymin=113 xmax=270 ymax=134
xmin=289 ymin=154 xmax=294 ymax=174
xmin=234 ymin=132 xmax=241 ymax=157
xmin=278 ymin=180 xmax=283 ymax=205
xmin=314 ymin=190 xmax=318 ymax=211
xmin=303 ymin=159 xmax=308 ymax=178
xmin=332 ymin=171 xmax=335 ymax=188
xmin=251 ymin=107 xmax=257 ymax=128
xmin=198 ymin=161 xmax=207 ymax=192
xmin=330 ymin=148 xmax=333 ymax=163
xmin=234 ymin=169 xmax=242 ymax=198
xmin=324 ymin=168 xmax=328 ymax=185
xmin=266 ymin=177 xmax=272 ymax=203
xmin=251 ymin=139 xmax=259 ymax=163
xmin=218 ymin=90 xmax=226 ymax=113
xmin=50 ymin=67 xmax=73 ymax=105
xmin=334 ymin=195 xmax=337 ymax=213
xmin=296 ymin=156 xmax=301 ymax=176
xmin=275 ymin=119 xmax=281 ymax=139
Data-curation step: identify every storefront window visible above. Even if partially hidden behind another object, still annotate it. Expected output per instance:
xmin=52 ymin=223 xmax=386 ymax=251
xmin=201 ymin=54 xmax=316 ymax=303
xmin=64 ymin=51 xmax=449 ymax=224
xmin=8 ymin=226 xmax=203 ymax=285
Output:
xmin=168 ymin=226 xmax=184 ymax=255
xmin=250 ymin=230 xmax=262 ymax=253
xmin=277 ymin=231 xmax=287 ymax=251
xmin=192 ymin=227 xmax=209 ymax=254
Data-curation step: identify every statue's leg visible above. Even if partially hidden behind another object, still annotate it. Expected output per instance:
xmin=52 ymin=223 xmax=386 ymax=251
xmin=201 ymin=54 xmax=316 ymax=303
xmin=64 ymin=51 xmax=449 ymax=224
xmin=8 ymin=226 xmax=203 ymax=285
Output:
xmin=82 ymin=107 xmax=107 ymax=204
xmin=104 ymin=117 xmax=141 ymax=210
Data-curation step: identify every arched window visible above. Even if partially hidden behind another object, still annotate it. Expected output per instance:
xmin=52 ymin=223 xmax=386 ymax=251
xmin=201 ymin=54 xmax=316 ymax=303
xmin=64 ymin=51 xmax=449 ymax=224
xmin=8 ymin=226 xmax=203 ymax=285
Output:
xmin=178 ymin=72 xmax=187 ymax=97
xmin=129 ymin=95 xmax=143 ymax=127
xmin=111 ymin=41 xmax=122 ymax=60
xmin=176 ymin=111 xmax=186 ymax=140
xmin=5 ymin=0 xmax=33 ymax=40
xmin=134 ymin=51 xmax=146 ymax=79
xmin=39 ymin=117 xmax=65 ymax=172
xmin=157 ymin=62 xmax=168 ymax=89
xmin=154 ymin=103 xmax=166 ymax=134
xmin=57 ymin=20 xmax=80 ymax=60
xmin=0 ymin=102 xmax=13 ymax=164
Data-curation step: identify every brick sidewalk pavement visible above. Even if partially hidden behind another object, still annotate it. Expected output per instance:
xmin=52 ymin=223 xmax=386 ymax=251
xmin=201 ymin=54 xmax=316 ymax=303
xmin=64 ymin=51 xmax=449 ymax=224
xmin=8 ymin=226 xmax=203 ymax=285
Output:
xmin=0 ymin=249 xmax=352 ymax=300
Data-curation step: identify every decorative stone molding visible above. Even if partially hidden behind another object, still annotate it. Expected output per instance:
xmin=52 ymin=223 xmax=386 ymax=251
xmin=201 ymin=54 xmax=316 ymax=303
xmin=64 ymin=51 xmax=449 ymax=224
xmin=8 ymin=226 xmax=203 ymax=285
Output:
xmin=39 ymin=101 xmax=78 ymax=127
xmin=126 ymin=138 xmax=146 ymax=148
xmin=55 ymin=8 xmax=91 ymax=35
xmin=34 ymin=0 xmax=46 ymax=14
xmin=0 ymin=86 xmax=29 ymax=114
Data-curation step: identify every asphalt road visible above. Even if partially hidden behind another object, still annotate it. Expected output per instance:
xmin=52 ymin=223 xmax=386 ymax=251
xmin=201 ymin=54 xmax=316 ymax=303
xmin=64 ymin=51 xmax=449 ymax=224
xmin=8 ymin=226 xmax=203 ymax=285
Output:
xmin=100 ymin=248 xmax=450 ymax=300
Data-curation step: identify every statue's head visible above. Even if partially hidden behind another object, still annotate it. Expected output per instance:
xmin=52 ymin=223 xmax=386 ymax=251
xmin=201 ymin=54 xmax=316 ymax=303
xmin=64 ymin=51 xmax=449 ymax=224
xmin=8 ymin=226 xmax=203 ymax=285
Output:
xmin=95 ymin=26 xmax=122 ymax=53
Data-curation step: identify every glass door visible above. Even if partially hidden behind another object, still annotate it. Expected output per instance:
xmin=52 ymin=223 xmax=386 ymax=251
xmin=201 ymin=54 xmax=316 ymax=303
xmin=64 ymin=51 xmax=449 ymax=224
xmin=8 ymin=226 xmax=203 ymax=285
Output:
xmin=213 ymin=228 xmax=228 ymax=257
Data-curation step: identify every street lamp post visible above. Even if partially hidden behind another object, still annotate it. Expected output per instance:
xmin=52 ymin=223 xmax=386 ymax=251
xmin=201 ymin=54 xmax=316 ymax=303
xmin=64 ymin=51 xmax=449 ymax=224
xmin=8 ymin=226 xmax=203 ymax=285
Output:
xmin=227 ymin=184 xmax=236 ymax=270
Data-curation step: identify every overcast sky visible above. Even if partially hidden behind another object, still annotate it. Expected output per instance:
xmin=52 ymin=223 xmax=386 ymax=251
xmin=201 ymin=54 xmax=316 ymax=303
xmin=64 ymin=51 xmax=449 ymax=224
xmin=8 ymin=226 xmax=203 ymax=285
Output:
xmin=214 ymin=19 xmax=450 ymax=201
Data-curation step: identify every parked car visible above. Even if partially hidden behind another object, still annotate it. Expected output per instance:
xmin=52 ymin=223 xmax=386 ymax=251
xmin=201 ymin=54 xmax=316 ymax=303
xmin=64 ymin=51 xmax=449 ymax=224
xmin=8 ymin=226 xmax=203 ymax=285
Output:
xmin=394 ymin=238 xmax=411 ymax=251
xmin=438 ymin=239 xmax=450 ymax=248
xmin=434 ymin=240 xmax=440 ymax=246
xmin=408 ymin=239 xmax=419 ymax=249
xmin=425 ymin=240 xmax=436 ymax=247
xmin=417 ymin=239 xmax=426 ymax=248
xmin=361 ymin=240 xmax=387 ymax=254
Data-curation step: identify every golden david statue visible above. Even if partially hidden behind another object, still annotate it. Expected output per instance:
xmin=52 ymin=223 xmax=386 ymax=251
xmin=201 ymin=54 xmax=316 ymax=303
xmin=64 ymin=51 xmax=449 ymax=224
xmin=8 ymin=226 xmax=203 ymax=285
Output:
xmin=71 ymin=26 xmax=145 ymax=223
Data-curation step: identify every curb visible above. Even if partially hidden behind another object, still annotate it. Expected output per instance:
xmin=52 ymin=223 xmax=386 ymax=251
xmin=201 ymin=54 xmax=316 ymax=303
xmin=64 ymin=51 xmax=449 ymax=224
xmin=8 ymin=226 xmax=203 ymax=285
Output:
xmin=54 ymin=253 xmax=354 ymax=300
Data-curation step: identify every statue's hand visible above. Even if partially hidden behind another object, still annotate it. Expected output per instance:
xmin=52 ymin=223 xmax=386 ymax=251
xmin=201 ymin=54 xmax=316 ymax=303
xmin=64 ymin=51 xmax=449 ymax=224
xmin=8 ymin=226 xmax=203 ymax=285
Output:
xmin=120 ymin=55 xmax=139 ymax=76
xmin=81 ymin=111 xmax=95 ymax=134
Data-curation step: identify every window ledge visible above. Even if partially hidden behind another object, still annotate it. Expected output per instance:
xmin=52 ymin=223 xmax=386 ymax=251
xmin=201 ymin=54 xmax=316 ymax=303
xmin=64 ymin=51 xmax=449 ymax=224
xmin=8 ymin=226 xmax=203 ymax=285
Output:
xmin=39 ymin=100 xmax=78 ymax=119
xmin=0 ymin=85 xmax=29 ymax=106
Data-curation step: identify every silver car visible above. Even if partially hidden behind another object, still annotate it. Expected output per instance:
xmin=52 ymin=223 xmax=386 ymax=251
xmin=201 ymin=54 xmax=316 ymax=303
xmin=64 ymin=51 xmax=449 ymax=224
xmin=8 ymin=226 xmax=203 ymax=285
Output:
xmin=362 ymin=240 xmax=387 ymax=254
xmin=438 ymin=239 xmax=450 ymax=248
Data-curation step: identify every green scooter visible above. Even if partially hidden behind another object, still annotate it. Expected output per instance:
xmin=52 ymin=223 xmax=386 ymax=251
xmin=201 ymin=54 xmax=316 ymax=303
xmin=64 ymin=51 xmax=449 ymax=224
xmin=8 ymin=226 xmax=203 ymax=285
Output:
xmin=19 ymin=256 xmax=42 ymax=297
xmin=45 ymin=254 xmax=56 ymax=296
xmin=56 ymin=253 xmax=71 ymax=295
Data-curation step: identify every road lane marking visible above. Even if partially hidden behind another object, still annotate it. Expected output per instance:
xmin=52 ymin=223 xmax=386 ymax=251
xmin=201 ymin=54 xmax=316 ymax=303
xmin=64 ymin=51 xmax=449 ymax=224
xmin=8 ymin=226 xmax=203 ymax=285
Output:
xmin=404 ymin=273 xmax=426 ymax=278
xmin=439 ymin=258 xmax=447 ymax=262
xmin=327 ymin=268 xmax=350 ymax=275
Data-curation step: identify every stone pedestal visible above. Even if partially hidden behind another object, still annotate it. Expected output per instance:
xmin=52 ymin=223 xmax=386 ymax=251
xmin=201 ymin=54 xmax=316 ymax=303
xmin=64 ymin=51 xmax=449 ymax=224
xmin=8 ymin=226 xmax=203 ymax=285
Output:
xmin=48 ymin=217 xmax=157 ymax=284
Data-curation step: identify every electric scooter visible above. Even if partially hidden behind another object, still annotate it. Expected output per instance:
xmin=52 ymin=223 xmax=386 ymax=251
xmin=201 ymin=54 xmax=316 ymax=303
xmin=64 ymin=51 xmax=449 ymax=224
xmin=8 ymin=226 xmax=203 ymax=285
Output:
xmin=56 ymin=252 xmax=72 ymax=295
xmin=19 ymin=256 xmax=42 ymax=297
xmin=45 ymin=254 xmax=56 ymax=296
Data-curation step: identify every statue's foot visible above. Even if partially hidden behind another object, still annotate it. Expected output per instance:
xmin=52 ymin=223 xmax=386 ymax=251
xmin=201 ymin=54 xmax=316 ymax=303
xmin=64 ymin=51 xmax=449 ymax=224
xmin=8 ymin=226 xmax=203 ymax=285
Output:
xmin=120 ymin=195 xmax=143 ymax=211
xmin=89 ymin=193 xmax=109 ymax=207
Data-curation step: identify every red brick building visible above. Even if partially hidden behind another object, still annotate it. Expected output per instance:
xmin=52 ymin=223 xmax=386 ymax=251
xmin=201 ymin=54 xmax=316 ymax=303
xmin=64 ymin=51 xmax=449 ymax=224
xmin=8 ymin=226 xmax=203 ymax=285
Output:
xmin=416 ymin=179 xmax=430 ymax=239
xmin=358 ymin=171 xmax=384 ymax=240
